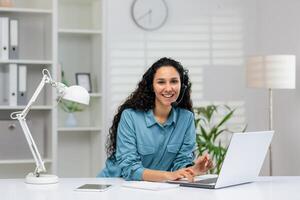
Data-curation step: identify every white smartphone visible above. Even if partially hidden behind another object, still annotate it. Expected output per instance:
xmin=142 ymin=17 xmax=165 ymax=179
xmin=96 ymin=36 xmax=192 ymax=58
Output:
xmin=75 ymin=184 xmax=112 ymax=192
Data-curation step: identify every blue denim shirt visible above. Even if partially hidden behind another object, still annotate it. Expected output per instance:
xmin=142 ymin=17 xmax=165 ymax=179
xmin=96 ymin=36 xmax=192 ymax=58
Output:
xmin=98 ymin=107 xmax=196 ymax=181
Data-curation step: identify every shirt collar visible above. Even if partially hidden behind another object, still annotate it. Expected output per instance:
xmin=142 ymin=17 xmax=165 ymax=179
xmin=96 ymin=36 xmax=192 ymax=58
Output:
xmin=145 ymin=108 xmax=177 ymax=127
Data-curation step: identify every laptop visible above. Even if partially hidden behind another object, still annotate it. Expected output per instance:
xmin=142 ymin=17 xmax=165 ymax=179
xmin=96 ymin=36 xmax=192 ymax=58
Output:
xmin=168 ymin=131 xmax=274 ymax=189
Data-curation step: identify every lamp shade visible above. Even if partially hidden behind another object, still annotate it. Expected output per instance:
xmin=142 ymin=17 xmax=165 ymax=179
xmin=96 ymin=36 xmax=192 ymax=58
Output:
xmin=246 ymin=55 xmax=296 ymax=89
xmin=62 ymin=85 xmax=90 ymax=105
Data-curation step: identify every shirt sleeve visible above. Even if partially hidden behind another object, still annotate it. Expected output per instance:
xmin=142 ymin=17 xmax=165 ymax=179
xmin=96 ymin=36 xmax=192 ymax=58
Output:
xmin=170 ymin=112 xmax=196 ymax=171
xmin=115 ymin=110 xmax=145 ymax=181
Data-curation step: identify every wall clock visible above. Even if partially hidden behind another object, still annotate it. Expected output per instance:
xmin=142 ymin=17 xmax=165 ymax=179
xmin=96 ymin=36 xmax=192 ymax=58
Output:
xmin=131 ymin=0 xmax=168 ymax=31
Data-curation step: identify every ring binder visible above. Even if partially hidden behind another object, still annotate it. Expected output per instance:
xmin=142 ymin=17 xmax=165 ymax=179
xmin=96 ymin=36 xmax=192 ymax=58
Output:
xmin=18 ymin=65 xmax=27 ymax=105
xmin=9 ymin=64 xmax=17 ymax=106
xmin=0 ymin=17 xmax=9 ymax=60
xmin=9 ymin=19 xmax=19 ymax=59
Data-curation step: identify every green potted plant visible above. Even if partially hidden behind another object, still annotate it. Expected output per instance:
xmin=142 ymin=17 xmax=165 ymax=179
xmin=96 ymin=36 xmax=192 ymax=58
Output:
xmin=194 ymin=105 xmax=246 ymax=174
xmin=59 ymin=70 xmax=85 ymax=127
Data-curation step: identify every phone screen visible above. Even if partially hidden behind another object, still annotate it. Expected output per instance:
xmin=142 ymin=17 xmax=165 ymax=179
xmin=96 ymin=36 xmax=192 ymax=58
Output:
xmin=76 ymin=184 xmax=112 ymax=191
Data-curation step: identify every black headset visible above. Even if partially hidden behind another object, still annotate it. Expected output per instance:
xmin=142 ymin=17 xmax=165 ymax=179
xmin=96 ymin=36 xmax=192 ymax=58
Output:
xmin=171 ymin=69 xmax=188 ymax=107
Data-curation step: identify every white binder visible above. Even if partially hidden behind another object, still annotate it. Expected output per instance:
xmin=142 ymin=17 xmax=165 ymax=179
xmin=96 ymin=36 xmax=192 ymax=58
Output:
xmin=0 ymin=17 xmax=9 ymax=60
xmin=9 ymin=19 xmax=18 ymax=59
xmin=0 ymin=67 xmax=5 ymax=104
xmin=18 ymin=65 xmax=27 ymax=105
xmin=9 ymin=64 xmax=17 ymax=106
xmin=1 ymin=65 xmax=9 ymax=105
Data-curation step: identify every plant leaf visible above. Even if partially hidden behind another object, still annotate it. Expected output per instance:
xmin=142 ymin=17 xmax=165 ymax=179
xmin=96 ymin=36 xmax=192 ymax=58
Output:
xmin=194 ymin=104 xmax=247 ymax=174
xmin=216 ymin=109 xmax=234 ymax=129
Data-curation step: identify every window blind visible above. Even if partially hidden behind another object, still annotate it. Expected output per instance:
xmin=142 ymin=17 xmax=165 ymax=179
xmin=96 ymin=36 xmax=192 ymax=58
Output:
xmin=107 ymin=9 xmax=246 ymax=132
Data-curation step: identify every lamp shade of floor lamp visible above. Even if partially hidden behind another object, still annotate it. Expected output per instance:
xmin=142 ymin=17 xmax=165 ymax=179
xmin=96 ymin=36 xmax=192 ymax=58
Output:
xmin=246 ymin=55 xmax=296 ymax=176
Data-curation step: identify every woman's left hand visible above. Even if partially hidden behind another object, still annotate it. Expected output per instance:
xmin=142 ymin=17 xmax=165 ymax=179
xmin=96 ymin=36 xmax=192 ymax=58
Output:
xmin=190 ymin=154 xmax=213 ymax=175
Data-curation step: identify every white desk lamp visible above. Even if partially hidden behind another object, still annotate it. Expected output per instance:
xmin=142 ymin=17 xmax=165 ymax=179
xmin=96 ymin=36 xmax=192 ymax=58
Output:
xmin=10 ymin=69 xmax=90 ymax=184
xmin=246 ymin=55 xmax=295 ymax=175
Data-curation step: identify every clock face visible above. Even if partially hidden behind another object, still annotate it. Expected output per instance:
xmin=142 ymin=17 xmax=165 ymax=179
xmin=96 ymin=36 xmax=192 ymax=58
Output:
xmin=131 ymin=0 xmax=168 ymax=31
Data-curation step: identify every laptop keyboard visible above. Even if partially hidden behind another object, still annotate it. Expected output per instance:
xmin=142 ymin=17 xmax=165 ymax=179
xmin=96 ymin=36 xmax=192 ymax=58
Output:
xmin=195 ymin=177 xmax=218 ymax=184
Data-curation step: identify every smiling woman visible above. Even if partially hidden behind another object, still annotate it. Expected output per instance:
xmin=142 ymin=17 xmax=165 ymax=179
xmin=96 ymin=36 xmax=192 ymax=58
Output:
xmin=98 ymin=57 xmax=213 ymax=182
xmin=152 ymin=66 xmax=181 ymax=124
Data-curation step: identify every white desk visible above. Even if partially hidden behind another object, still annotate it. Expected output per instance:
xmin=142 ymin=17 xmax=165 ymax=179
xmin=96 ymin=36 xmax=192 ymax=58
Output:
xmin=1 ymin=177 xmax=299 ymax=200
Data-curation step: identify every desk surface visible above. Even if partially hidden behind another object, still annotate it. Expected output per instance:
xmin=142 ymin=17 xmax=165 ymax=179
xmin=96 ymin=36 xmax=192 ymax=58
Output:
xmin=1 ymin=176 xmax=300 ymax=200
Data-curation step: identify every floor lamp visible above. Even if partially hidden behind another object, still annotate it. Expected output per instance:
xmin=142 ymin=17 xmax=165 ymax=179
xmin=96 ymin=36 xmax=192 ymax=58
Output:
xmin=246 ymin=55 xmax=296 ymax=176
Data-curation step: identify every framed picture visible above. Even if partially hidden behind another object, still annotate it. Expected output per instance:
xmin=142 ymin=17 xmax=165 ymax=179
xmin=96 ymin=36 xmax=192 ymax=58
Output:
xmin=75 ymin=73 xmax=92 ymax=93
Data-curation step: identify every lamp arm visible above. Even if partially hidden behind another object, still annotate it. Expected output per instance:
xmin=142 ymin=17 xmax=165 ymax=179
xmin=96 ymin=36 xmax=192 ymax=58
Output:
xmin=9 ymin=74 xmax=51 ymax=177
xmin=9 ymin=69 xmax=65 ymax=177
xmin=20 ymin=74 xmax=50 ymax=118
xmin=17 ymin=70 xmax=66 ymax=118
xmin=18 ymin=117 xmax=46 ymax=175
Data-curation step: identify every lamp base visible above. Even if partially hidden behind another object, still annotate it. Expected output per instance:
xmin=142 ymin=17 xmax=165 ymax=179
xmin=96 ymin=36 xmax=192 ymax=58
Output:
xmin=25 ymin=173 xmax=59 ymax=184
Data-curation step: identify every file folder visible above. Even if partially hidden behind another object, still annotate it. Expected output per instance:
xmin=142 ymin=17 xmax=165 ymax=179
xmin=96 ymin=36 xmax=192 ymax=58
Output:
xmin=9 ymin=19 xmax=18 ymax=59
xmin=1 ymin=65 xmax=9 ymax=105
xmin=18 ymin=65 xmax=27 ymax=105
xmin=0 ymin=67 xmax=6 ymax=104
xmin=9 ymin=64 xmax=17 ymax=106
xmin=0 ymin=17 xmax=9 ymax=60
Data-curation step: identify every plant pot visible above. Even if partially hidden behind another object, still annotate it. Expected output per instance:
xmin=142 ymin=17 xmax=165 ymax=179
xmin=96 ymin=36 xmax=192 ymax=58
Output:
xmin=65 ymin=113 xmax=77 ymax=127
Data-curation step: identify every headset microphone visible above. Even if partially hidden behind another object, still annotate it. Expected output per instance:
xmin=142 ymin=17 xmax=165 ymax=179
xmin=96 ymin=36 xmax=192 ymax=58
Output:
xmin=171 ymin=84 xmax=187 ymax=107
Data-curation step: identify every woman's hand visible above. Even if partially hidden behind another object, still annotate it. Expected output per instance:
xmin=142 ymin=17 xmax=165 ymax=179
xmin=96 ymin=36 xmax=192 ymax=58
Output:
xmin=191 ymin=154 xmax=213 ymax=176
xmin=164 ymin=168 xmax=195 ymax=182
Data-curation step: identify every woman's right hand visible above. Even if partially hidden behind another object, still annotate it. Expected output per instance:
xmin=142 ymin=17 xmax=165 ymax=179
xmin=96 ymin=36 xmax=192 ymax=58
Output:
xmin=165 ymin=168 xmax=195 ymax=182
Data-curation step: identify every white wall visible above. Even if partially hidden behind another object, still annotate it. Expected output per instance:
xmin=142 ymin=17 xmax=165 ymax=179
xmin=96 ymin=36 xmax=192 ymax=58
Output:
xmin=104 ymin=0 xmax=299 ymax=175
xmin=256 ymin=0 xmax=300 ymax=175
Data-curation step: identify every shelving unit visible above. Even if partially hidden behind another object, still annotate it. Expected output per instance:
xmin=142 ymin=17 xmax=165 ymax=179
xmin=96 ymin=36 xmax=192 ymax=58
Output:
xmin=0 ymin=0 xmax=54 ymax=178
xmin=0 ymin=59 xmax=53 ymax=64
xmin=0 ymin=7 xmax=52 ymax=14
xmin=0 ymin=105 xmax=53 ymax=110
xmin=0 ymin=158 xmax=52 ymax=164
xmin=58 ymin=29 xmax=102 ymax=35
xmin=0 ymin=0 xmax=105 ymax=178
xmin=57 ymin=127 xmax=102 ymax=132
xmin=57 ymin=0 xmax=103 ymax=177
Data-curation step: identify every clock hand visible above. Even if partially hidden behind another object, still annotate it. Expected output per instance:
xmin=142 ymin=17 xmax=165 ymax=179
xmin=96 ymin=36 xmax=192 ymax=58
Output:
xmin=137 ymin=9 xmax=151 ymax=21
xmin=149 ymin=9 xmax=152 ymax=24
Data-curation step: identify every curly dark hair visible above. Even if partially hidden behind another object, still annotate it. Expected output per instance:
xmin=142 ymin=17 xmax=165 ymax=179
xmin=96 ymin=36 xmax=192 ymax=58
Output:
xmin=106 ymin=57 xmax=193 ymax=158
